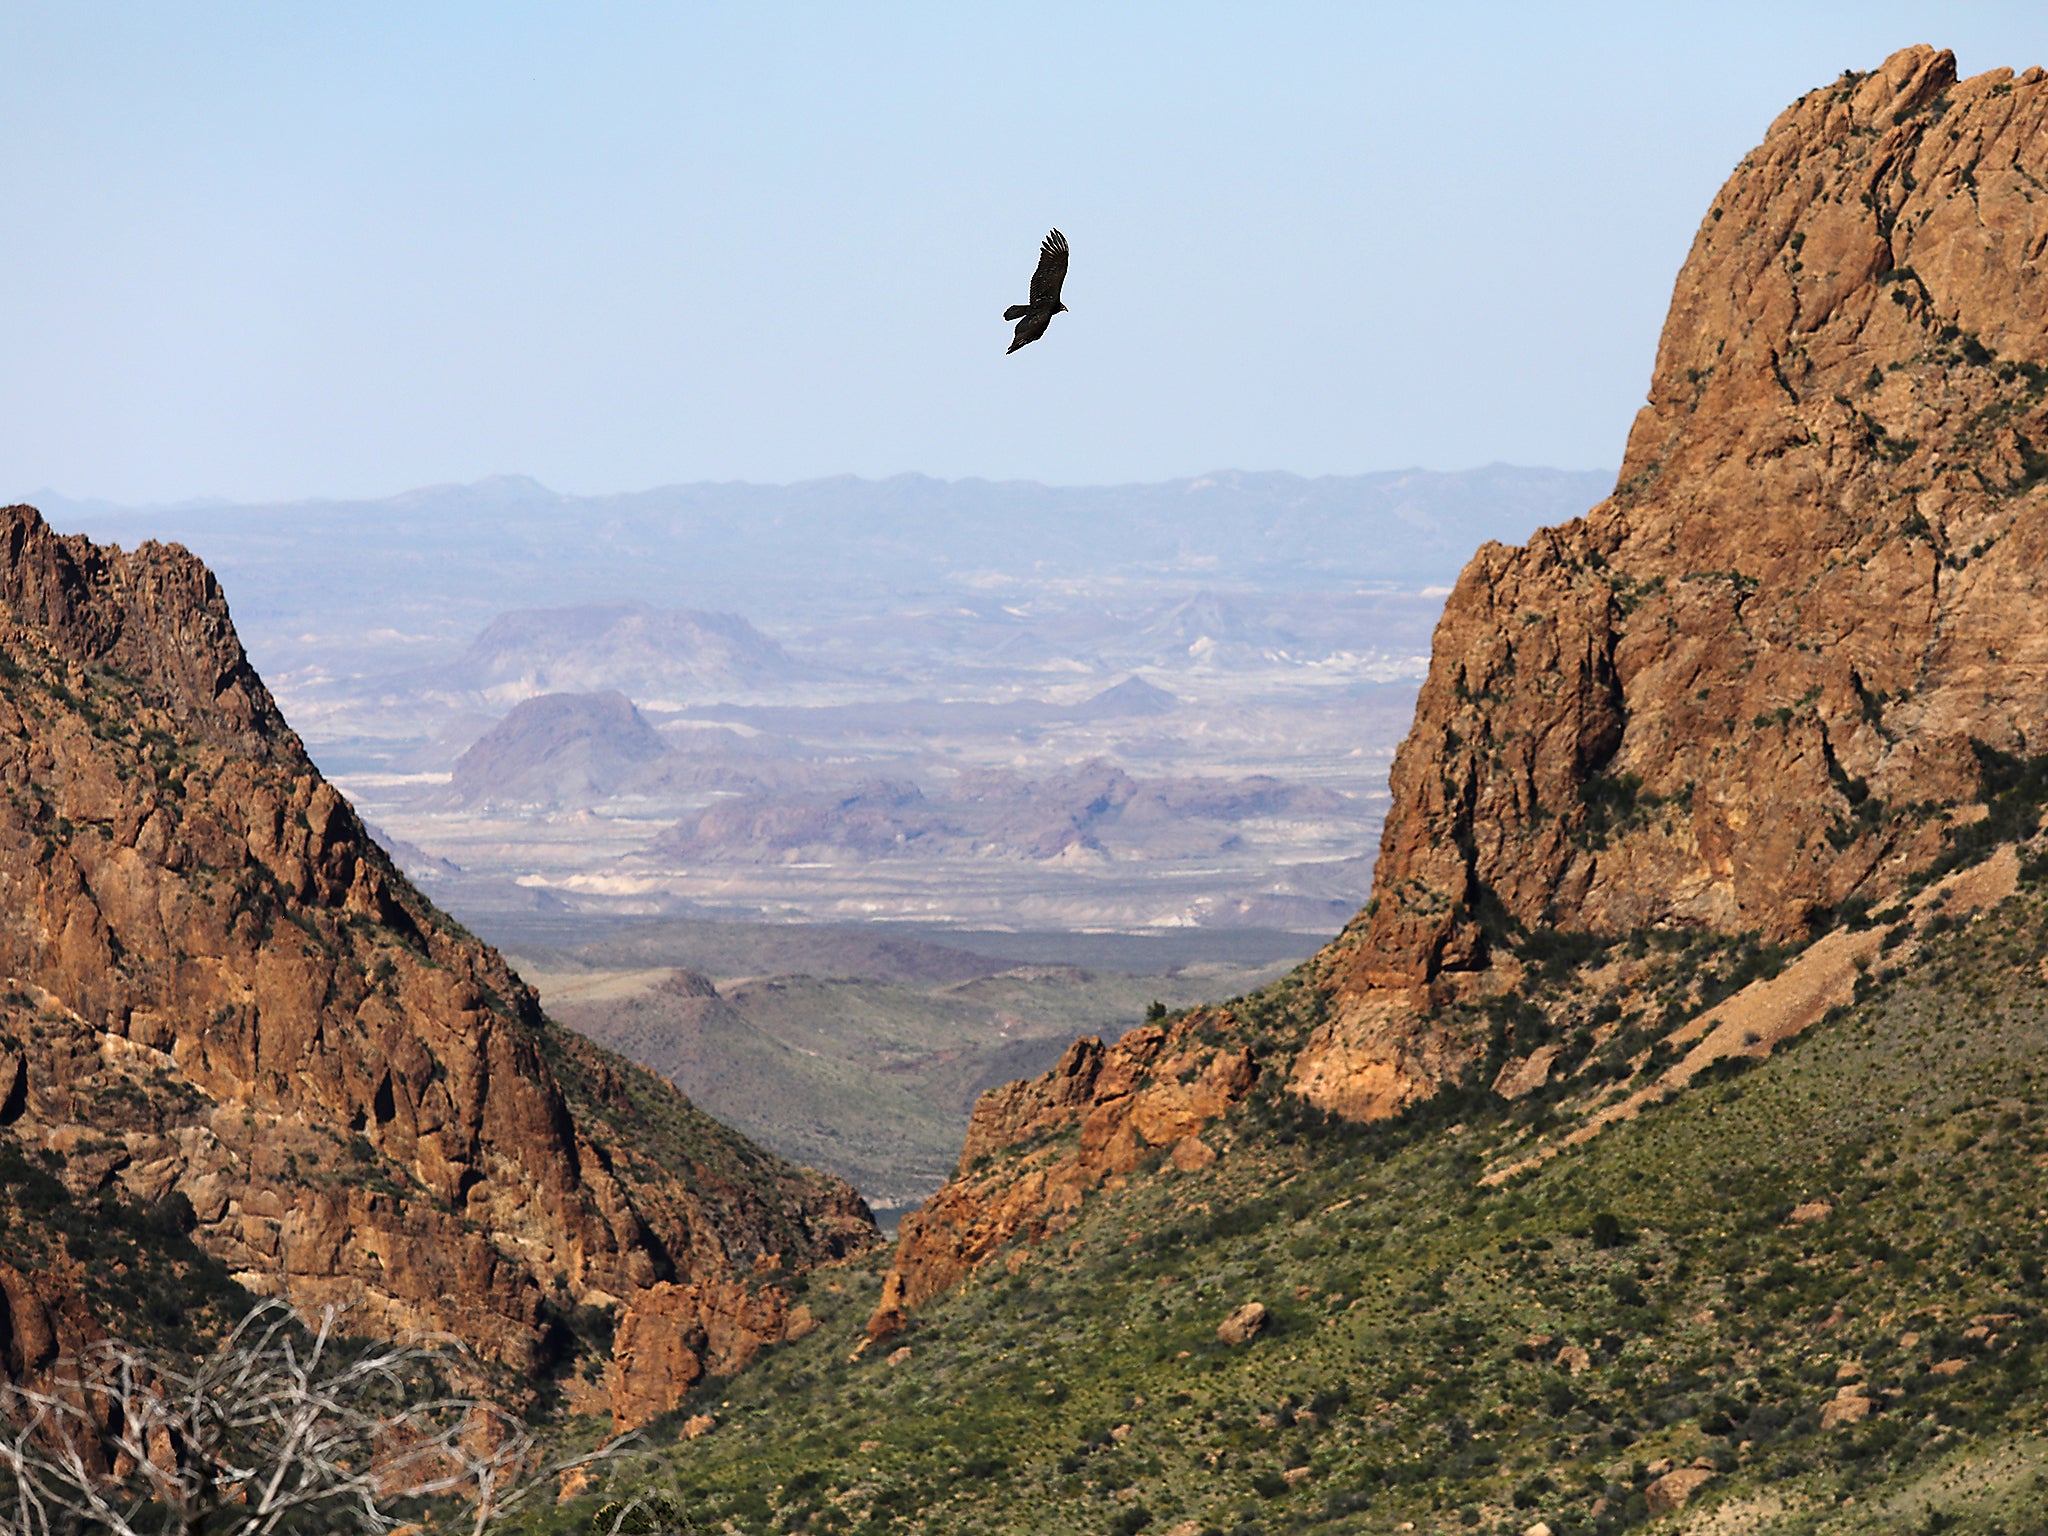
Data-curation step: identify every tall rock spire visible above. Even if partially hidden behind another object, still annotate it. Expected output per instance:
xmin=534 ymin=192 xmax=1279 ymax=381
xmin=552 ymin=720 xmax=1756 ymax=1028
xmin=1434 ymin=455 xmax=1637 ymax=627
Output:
xmin=1300 ymin=46 xmax=2048 ymax=1115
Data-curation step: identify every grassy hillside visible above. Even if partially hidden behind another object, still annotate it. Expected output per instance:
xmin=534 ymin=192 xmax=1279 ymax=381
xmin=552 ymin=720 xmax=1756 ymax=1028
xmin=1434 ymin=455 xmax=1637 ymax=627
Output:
xmin=523 ymin=867 xmax=2048 ymax=1536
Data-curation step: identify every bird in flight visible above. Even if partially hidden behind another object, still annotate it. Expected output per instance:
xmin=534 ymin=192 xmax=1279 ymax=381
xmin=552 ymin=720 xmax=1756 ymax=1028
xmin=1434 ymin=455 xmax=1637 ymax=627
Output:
xmin=1004 ymin=228 xmax=1069 ymax=354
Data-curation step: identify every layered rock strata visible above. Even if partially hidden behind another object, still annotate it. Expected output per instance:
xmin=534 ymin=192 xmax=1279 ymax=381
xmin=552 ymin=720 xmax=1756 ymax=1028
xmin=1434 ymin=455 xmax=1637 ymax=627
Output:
xmin=0 ymin=506 xmax=875 ymax=1426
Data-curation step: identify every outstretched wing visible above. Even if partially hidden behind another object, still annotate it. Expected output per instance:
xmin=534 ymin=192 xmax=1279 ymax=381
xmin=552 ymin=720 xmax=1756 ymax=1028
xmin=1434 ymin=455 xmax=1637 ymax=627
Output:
xmin=1028 ymin=229 xmax=1068 ymax=308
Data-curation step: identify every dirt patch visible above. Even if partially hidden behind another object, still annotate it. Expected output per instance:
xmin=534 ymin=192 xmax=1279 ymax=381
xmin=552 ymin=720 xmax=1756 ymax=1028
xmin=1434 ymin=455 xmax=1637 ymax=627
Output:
xmin=1482 ymin=846 xmax=2021 ymax=1185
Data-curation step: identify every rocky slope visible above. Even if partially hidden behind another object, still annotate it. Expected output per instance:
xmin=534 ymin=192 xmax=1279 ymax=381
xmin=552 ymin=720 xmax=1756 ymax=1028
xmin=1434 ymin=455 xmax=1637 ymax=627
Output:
xmin=865 ymin=46 xmax=2048 ymax=1333
xmin=0 ymin=506 xmax=874 ymax=1426
xmin=1303 ymin=44 xmax=2048 ymax=1114
xmin=596 ymin=880 xmax=2048 ymax=1535
xmin=864 ymin=1015 xmax=1259 ymax=1341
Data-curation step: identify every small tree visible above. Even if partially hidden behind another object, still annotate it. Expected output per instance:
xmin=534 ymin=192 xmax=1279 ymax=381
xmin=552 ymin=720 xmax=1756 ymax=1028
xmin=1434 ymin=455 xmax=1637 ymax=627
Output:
xmin=0 ymin=1298 xmax=627 ymax=1536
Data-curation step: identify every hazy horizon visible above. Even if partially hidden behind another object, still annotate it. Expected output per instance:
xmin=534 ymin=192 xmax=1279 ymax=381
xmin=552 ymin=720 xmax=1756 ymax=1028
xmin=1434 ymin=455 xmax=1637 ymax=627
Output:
xmin=7 ymin=5 xmax=2047 ymax=507
xmin=27 ymin=459 xmax=1615 ymax=517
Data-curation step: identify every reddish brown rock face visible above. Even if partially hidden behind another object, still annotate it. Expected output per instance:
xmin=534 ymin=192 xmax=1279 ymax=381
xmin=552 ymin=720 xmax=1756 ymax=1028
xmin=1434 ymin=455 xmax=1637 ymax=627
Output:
xmin=0 ymin=1261 xmax=90 ymax=1395
xmin=1302 ymin=46 xmax=2048 ymax=1115
xmin=864 ymin=1014 xmax=1257 ymax=1341
xmin=0 ymin=507 xmax=874 ymax=1424
xmin=863 ymin=46 xmax=2048 ymax=1327
xmin=607 ymin=1276 xmax=794 ymax=1430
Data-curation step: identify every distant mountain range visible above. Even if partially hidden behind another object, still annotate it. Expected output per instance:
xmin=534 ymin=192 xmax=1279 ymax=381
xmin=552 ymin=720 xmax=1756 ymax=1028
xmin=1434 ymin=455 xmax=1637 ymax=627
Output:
xmin=21 ymin=466 xmax=1603 ymax=940
xmin=440 ymin=676 xmax=1196 ymax=813
xmin=39 ymin=466 xmax=1612 ymax=662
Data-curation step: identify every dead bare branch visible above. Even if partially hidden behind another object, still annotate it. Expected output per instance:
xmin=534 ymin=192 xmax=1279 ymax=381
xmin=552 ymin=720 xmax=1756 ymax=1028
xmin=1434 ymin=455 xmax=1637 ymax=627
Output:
xmin=0 ymin=1298 xmax=634 ymax=1536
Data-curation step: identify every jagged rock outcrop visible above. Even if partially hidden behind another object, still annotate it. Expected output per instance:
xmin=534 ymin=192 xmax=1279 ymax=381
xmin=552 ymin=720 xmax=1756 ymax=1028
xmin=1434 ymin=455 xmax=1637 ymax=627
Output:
xmin=0 ymin=1261 xmax=94 ymax=1397
xmin=864 ymin=1016 xmax=1255 ymax=1341
xmin=1300 ymin=45 xmax=2048 ymax=1115
xmin=0 ymin=506 xmax=875 ymax=1427
xmin=607 ymin=1274 xmax=795 ymax=1430
xmin=865 ymin=45 xmax=2048 ymax=1329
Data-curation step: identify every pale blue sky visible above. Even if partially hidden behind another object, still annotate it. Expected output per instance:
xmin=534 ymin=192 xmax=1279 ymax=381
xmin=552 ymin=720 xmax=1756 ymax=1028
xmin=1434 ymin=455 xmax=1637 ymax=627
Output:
xmin=4 ymin=4 xmax=2046 ymax=504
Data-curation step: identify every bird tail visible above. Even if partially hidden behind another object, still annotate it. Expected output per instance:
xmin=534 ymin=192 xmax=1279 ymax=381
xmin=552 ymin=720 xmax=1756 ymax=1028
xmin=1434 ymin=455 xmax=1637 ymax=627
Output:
xmin=1003 ymin=304 xmax=1031 ymax=321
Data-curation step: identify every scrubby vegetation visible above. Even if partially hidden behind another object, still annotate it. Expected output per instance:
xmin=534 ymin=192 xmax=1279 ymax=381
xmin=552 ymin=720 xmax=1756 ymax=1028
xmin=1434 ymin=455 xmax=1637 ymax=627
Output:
xmin=516 ymin=879 xmax=2048 ymax=1536
xmin=0 ymin=1135 xmax=255 ymax=1357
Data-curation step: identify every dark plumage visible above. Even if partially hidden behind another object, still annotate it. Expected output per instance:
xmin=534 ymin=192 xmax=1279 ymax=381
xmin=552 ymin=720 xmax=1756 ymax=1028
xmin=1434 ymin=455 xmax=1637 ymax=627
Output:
xmin=1003 ymin=228 xmax=1069 ymax=353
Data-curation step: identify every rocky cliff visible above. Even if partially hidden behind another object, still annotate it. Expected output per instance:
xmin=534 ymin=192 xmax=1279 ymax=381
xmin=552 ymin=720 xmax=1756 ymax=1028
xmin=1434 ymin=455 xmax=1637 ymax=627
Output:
xmin=864 ymin=1016 xmax=1256 ymax=1341
xmin=1299 ymin=44 xmax=2048 ymax=1116
xmin=868 ymin=45 xmax=2048 ymax=1333
xmin=0 ymin=506 xmax=875 ymax=1426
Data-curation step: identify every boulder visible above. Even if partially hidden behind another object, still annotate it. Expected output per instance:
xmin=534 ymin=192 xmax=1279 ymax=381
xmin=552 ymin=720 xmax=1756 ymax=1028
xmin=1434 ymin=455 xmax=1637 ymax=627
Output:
xmin=1646 ymin=1467 xmax=1716 ymax=1514
xmin=1821 ymin=1394 xmax=1874 ymax=1429
xmin=556 ymin=1466 xmax=596 ymax=1504
xmin=1218 ymin=1302 xmax=1270 ymax=1345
